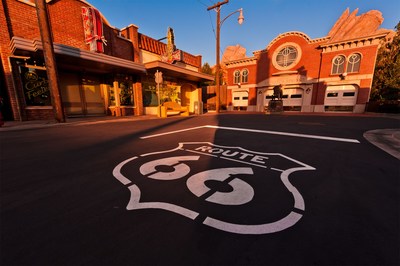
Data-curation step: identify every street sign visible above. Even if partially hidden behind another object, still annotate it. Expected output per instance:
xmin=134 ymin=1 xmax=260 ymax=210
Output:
xmin=155 ymin=70 xmax=163 ymax=84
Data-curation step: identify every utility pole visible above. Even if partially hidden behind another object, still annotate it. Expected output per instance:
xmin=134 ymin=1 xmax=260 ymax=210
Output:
xmin=207 ymin=0 xmax=229 ymax=113
xmin=35 ymin=0 xmax=65 ymax=122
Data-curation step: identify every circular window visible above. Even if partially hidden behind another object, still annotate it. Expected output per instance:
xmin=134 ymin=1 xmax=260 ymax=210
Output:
xmin=272 ymin=43 xmax=301 ymax=70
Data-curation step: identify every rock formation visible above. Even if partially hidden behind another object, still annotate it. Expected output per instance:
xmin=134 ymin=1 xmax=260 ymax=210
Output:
xmin=221 ymin=44 xmax=247 ymax=63
xmin=328 ymin=8 xmax=385 ymax=42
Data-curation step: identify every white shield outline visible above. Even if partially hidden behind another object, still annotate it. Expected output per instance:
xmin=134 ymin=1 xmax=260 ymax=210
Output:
xmin=112 ymin=142 xmax=316 ymax=235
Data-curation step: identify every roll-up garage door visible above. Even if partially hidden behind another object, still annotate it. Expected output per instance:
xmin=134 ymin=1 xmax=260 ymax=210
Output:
xmin=264 ymin=88 xmax=303 ymax=111
xmin=233 ymin=91 xmax=248 ymax=109
xmin=325 ymin=85 xmax=357 ymax=111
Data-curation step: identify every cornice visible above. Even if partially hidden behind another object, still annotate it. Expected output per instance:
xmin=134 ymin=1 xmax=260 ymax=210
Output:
xmin=319 ymin=32 xmax=390 ymax=52
xmin=224 ymin=57 xmax=257 ymax=67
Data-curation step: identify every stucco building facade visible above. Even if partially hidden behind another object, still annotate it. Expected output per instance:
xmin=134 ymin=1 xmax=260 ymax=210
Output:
xmin=0 ymin=0 xmax=213 ymax=121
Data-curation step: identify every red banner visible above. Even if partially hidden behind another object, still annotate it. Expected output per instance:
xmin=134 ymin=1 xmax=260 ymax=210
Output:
xmin=82 ymin=7 xmax=107 ymax=53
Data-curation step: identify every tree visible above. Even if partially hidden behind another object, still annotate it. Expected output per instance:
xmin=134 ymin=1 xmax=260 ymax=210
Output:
xmin=371 ymin=21 xmax=400 ymax=101
xmin=201 ymin=62 xmax=214 ymax=86
xmin=201 ymin=62 xmax=212 ymax=75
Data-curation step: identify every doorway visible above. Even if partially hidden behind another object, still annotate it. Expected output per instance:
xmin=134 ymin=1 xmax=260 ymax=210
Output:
xmin=60 ymin=72 xmax=105 ymax=117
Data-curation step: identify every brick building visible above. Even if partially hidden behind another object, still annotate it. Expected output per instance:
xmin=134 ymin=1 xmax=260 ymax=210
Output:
xmin=0 ymin=0 xmax=213 ymax=121
xmin=225 ymin=9 xmax=392 ymax=113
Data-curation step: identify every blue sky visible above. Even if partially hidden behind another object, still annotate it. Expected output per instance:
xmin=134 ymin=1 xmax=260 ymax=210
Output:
xmin=86 ymin=0 xmax=399 ymax=66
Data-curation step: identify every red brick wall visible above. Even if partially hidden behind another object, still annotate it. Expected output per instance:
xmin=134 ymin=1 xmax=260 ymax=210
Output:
xmin=182 ymin=52 xmax=202 ymax=68
xmin=314 ymin=82 xmax=327 ymax=105
xmin=106 ymin=28 xmax=134 ymax=60
xmin=0 ymin=1 xmax=19 ymax=120
xmin=50 ymin=0 xmax=134 ymax=60
xmin=1 ymin=0 xmax=138 ymax=120
xmin=248 ymin=87 xmax=257 ymax=105
xmin=320 ymin=45 xmax=379 ymax=106
xmin=0 ymin=0 xmax=36 ymax=119
xmin=227 ymin=89 xmax=232 ymax=106
xmin=121 ymin=25 xmax=140 ymax=63
xmin=319 ymin=45 xmax=379 ymax=77
xmin=5 ymin=0 xmax=41 ymax=40
xmin=358 ymin=79 xmax=373 ymax=104
xmin=26 ymin=108 xmax=54 ymax=120
xmin=226 ymin=62 xmax=257 ymax=86
xmin=227 ymin=32 xmax=381 ymax=110
xmin=49 ymin=0 xmax=87 ymax=49
xmin=138 ymin=33 xmax=202 ymax=68
xmin=256 ymin=35 xmax=323 ymax=81
xmin=4 ymin=0 xmax=135 ymax=57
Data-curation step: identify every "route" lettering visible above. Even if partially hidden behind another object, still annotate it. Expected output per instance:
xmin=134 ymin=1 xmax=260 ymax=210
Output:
xmin=194 ymin=145 xmax=269 ymax=165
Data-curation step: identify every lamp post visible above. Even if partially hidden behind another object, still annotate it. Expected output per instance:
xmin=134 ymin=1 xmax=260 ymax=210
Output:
xmin=207 ymin=0 xmax=244 ymax=112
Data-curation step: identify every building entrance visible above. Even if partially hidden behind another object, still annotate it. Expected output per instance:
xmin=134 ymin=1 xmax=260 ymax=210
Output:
xmin=324 ymin=85 xmax=357 ymax=112
xmin=232 ymin=91 xmax=249 ymax=110
xmin=60 ymin=72 xmax=105 ymax=117
xmin=264 ymin=88 xmax=304 ymax=111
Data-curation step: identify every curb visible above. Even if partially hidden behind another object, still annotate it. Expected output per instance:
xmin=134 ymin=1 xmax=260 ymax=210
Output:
xmin=363 ymin=128 xmax=400 ymax=160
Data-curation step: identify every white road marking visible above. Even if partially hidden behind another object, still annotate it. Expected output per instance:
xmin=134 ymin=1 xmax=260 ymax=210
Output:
xmin=186 ymin=167 xmax=255 ymax=205
xmin=139 ymin=125 xmax=206 ymax=139
xmin=113 ymin=142 xmax=316 ymax=235
xmin=140 ymin=125 xmax=360 ymax=143
xmin=203 ymin=211 xmax=303 ymax=235
xmin=127 ymin=184 xmax=199 ymax=220
xmin=113 ymin=156 xmax=138 ymax=185
xmin=184 ymin=148 xmax=268 ymax=168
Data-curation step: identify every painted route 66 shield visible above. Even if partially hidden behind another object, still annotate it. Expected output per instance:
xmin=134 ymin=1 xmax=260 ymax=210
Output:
xmin=113 ymin=142 xmax=315 ymax=235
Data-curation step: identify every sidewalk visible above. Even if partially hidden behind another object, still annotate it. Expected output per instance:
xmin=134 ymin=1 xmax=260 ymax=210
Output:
xmin=364 ymin=128 xmax=400 ymax=160
xmin=0 ymin=115 xmax=159 ymax=131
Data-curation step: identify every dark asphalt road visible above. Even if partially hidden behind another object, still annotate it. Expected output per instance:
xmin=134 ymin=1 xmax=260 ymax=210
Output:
xmin=1 ymin=113 xmax=399 ymax=265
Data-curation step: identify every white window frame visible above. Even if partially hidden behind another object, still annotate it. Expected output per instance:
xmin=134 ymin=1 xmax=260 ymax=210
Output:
xmin=331 ymin=55 xmax=346 ymax=75
xmin=347 ymin=53 xmax=361 ymax=73
xmin=234 ymin=70 xmax=241 ymax=84
xmin=241 ymin=69 xmax=249 ymax=83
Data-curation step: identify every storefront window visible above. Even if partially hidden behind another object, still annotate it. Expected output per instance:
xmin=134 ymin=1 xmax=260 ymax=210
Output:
xmin=143 ymin=82 xmax=158 ymax=107
xmin=143 ymin=81 xmax=181 ymax=106
xmin=120 ymin=81 xmax=134 ymax=106
xmin=21 ymin=67 xmax=51 ymax=106
xmin=161 ymin=84 xmax=181 ymax=104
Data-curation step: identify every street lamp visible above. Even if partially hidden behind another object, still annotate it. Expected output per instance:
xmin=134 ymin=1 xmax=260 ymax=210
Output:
xmin=207 ymin=0 xmax=244 ymax=112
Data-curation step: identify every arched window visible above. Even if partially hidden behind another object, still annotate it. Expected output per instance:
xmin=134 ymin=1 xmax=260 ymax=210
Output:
xmin=241 ymin=69 xmax=248 ymax=83
xmin=347 ymin=53 xmax=361 ymax=73
xmin=332 ymin=55 xmax=345 ymax=74
xmin=234 ymin=70 xmax=241 ymax=84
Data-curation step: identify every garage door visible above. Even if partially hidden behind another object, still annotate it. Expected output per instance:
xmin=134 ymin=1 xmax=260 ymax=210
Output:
xmin=233 ymin=91 xmax=248 ymax=110
xmin=264 ymin=88 xmax=303 ymax=111
xmin=325 ymin=85 xmax=357 ymax=111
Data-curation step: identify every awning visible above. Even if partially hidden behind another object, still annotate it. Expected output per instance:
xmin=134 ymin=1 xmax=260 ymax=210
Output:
xmin=144 ymin=61 xmax=214 ymax=83
xmin=10 ymin=37 xmax=146 ymax=75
